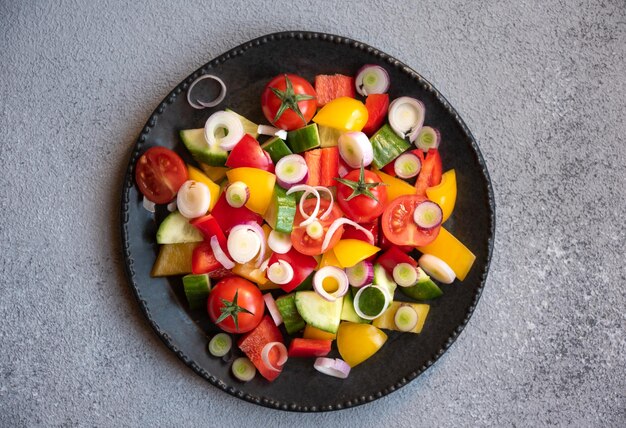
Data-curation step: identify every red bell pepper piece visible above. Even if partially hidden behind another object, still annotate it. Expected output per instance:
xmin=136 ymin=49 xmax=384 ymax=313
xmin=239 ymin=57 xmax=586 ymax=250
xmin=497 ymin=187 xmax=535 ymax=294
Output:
xmin=314 ymin=74 xmax=355 ymax=107
xmin=238 ymin=316 xmax=284 ymax=382
xmin=414 ymin=149 xmax=442 ymax=195
xmin=376 ymin=246 xmax=418 ymax=275
xmin=288 ymin=338 xmax=332 ymax=358
xmin=225 ymin=134 xmax=273 ymax=171
xmin=191 ymin=242 xmax=223 ymax=275
xmin=361 ymin=94 xmax=389 ymax=136
xmin=210 ymin=193 xmax=263 ymax=234
xmin=190 ymin=214 xmax=227 ymax=248
xmin=304 ymin=149 xmax=322 ymax=186
xmin=320 ymin=147 xmax=339 ymax=187
xmin=268 ymin=248 xmax=318 ymax=293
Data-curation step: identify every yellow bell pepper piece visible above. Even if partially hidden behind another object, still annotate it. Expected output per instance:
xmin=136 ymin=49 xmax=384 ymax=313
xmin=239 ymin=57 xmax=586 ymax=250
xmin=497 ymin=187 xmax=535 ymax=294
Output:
xmin=199 ymin=163 xmax=229 ymax=183
xmin=150 ymin=242 xmax=198 ymax=277
xmin=187 ymin=165 xmax=220 ymax=211
xmin=372 ymin=301 xmax=430 ymax=334
xmin=332 ymin=239 xmax=380 ymax=268
xmin=319 ymin=249 xmax=343 ymax=269
xmin=336 ymin=322 xmax=387 ymax=367
xmin=232 ymin=261 xmax=269 ymax=286
xmin=416 ymin=227 xmax=475 ymax=281
xmin=426 ymin=169 xmax=457 ymax=223
xmin=303 ymin=324 xmax=337 ymax=341
xmin=313 ymin=97 xmax=369 ymax=132
xmin=226 ymin=167 xmax=276 ymax=215
xmin=373 ymin=169 xmax=417 ymax=203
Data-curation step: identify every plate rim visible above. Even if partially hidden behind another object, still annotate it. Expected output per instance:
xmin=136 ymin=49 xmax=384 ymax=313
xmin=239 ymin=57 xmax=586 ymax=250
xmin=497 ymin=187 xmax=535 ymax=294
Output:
xmin=120 ymin=30 xmax=496 ymax=412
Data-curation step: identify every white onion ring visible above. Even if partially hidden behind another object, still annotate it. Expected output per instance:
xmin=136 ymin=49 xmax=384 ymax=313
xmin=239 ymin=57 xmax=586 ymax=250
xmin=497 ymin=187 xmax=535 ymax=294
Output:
xmin=302 ymin=186 xmax=334 ymax=220
xmin=227 ymin=224 xmax=262 ymax=264
xmin=204 ymin=110 xmax=245 ymax=151
xmin=313 ymin=266 xmax=349 ymax=302
xmin=267 ymin=260 xmax=294 ymax=285
xmin=321 ymin=218 xmax=375 ymax=253
xmin=245 ymin=221 xmax=267 ymax=267
xmin=263 ymin=294 xmax=283 ymax=326
xmin=261 ymin=342 xmax=288 ymax=372
xmin=186 ymin=74 xmax=227 ymax=109
xmin=210 ymin=235 xmax=235 ymax=269
xmin=267 ymin=230 xmax=292 ymax=254
xmin=287 ymin=184 xmax=321 ymax=227
xmin=388 ymin=97 xmax=425 ymax=142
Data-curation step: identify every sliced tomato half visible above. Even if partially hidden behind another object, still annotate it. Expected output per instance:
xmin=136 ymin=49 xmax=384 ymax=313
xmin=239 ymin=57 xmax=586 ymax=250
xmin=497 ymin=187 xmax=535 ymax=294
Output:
xmin=291 ymin=198 xmax=344 ymax=256
xmin=381 ymin=195 xmax=441 ymax=247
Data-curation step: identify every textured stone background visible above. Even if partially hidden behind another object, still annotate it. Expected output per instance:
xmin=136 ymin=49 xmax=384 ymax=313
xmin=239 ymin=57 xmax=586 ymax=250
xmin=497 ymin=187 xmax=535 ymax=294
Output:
xmin=1 ymin=0 xmax=624 ymax=426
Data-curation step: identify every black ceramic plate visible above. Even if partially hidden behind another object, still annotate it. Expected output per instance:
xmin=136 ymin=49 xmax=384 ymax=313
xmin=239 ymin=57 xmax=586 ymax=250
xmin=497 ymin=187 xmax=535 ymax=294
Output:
xmin=121 ymin=31 xmax=495 ymax=412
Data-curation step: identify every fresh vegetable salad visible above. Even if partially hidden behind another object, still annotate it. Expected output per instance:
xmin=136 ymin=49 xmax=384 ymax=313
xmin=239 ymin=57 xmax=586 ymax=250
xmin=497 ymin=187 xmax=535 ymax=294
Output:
xmin=135 ymin=66 xmax=476 ymax=382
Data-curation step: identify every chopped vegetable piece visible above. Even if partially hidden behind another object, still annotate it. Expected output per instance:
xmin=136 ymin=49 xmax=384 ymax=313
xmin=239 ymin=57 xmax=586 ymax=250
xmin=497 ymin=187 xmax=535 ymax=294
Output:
xmin=268 ymin=248 xmax=318 ymax=292
xmin=263 ymin=293 xmax=283 ymax=326
xmin=394 ymin=305 xmax=419 ymax=331
xmin=373 ymin=169 xmax=417 ymax=203
xmin=151 ymin=242 xmax=198 ymax=277
xmin=340 ymin=290 xmax=371 ymax=324
xmin=183 ymin=274 xmax=211 ymax=309
xmin=415 ymin=126 xmax=441 ymax=151
xmin=318 ymin=125 xmax=342 ymax=147
xmin=225 ymin=108 xmax=260 ymax=138
xmin=275 ymin=154 xmax=309 ymax=189
xmin=200 ymin=164 xmax=228 ymax=183
xmin=180 ymin=128 xmax=228 ymax=167
xmin=345 ymin=260 xmax=374 ymax=288
xmin=232 ymin=260 xmax=269 ymax=286
xmin=186 ymin=74 xmax=226 ymax=109
xmin=392 ymin=263 xmax=419 ymax=287
xmin=287 ymin=124 xmax=321 ymax=153
xmin=369 ymin=124 xmax=411 ymax=169
xmin=176 ymin=180 xmax=211 ymax=219
xmin=372 ymin=301 xmax=430 ymax=334
xmin=332 ymin=239 xmax=380 ymax=268
xmin=372 ymin=263 xmax=397 ymax=300
xmin=315 ymin=74 xmax=355 ymax=106
xmin=319 ymin=147 xmax=340 ymax=187
xmin=192 ymin=242 xmax=223 ymax=275
xmin=267 ymin=260 xmax=294 ymax=285
xmin=388 ymin=97 xmax=425 ymax=142
xmin=304 ymin=149 xmax=322 ymax=186
xmin=294 ymin=291 xmax=343 ymax=334
xmin=313 ymin=266 xmax=349 ymax=302
xmin=426 ymin=169 xmax=457 ymax=223
xmin=275 ymin=293 xmax=305 ymax=335
xmin=413 ymin=200 xmax=443 ymax=230
xmin=313 ymin=97 xmax=369 ymax=132
xmin=416 ymin=227 xmax=476 ymax=281
xmin=208 ymin=333 xmax=232 ymax=357
xmin=263 ymin=185 xmax=297 ymax=233
xmin=353 ymin=285 xmax=389 ymax=320
xmin=338 ymin=132 xmax=374 ymax=169
xmin=225 ymin=181 xmax=250 ymax=208
xmin=225 ymin=167 xmax=276 ymax=215
xmin=355 ymin=65 xmax=390 ymax=96
xmin=394 ymin=152 xmax=422 ymax=179
xmin=414 ymin=149 xmax=443 ymax=196
xmin=186 ymin=165 xmax=221 ymax=211
xmin=226 ymin=134 xmax=273 ymax=171
xmin=303 ymin=324 xmax=336 ymax=341
xmin=261 ymin=136 xmax=293 ymax=163
xmin=361 ymin=94 xmax=390 ymax=136
xmin=205 ymin=110 xmax=245 ymax=151
xmin=237 ymin=315 xmax=284 ymax=382
xmin=156 ymin=211 xmax=204 ymax=244
xmin=319 ymin=249 xmax=343 ymax=269
xmin=314 ymin=357 xmax=351 ymax=379
xmin=288 ymin=338 xmax=332 ymax=358
xmin=336 ymin=322 xmax=387 ymax=367
xmin=227 ymin=225 xmax=262 ymax=264
xmin=400 ymin=267 xmax=443 ymax=300
xmin=419 ymin=254 xmax=456 ymax=284
xmin=231 ymin=357 xmax=256 ymax=382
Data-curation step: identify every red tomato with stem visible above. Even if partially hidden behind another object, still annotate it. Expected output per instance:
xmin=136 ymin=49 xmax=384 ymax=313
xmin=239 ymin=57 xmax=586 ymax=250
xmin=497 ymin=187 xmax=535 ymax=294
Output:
xmin=207 ymin=277 xmax=264 ymax=334
xmin=135 ymin=147 xmax=188 ymax=204
xmin=291 ymin=198 xmax=344 ymax=256
xmin=261 ymin=74 xmax=317 ymax=130
xmin=336 ymin=166 xmax=388 ymax=223
xmin=381 ymin=195 xmax=441 ymax=247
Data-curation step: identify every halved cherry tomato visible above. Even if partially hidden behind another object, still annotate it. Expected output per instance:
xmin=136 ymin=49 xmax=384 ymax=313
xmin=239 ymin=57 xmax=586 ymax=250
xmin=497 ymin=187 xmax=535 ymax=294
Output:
xmin=381 ymin=195 xmax=441 ymax=247
xmin=135 ymin=146 xmax=188 ymax=204
xmin=208 ymin=277 xmax=264 ymax=334
xmin=414 ymin=149 xmax=442 ymax=195
xmin=261 ymin=74 xmax=317 ymax=131
xmin=361 ymin=94 xmax=389 ymax=136
xmin=291 ymin=198 xmax=344 ymax=256
xmin=226 ymin=134 xmax=273 ymax=171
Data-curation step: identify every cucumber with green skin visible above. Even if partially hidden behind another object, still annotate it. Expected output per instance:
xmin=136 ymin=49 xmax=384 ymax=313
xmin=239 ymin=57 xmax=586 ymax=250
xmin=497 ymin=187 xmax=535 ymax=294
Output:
xmin=179 ymin=128 xmax=228 ymax=167
xmin=261 ymin=137 xmax=292 ymax=163
xmin=182 ymin=274 xmax=211 ymax=310
xmin=340 ymin=290 xmax=371 ymax=323
xmin=400 ymin=267 xmax=443 ymax=300
xmin=295 ymin=291 xmax=343 ymax=334
xmin=372 ymin=263 xmax=397 ymax=299
xmin=287 ymin=124 xmax=321 ymax=153
xmin=276 ymin=293 xmax=305 ymax=334
xmin=263 ymin=185 xmax=296 ymax=233
xmin=156 ymin=211 xmax=204 ymax=244
xmin=369 ymin=124 xmax=411 ymax=169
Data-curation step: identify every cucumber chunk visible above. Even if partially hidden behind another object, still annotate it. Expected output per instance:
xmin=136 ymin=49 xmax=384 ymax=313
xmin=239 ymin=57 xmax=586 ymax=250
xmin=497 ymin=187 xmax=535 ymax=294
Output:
xmin=263 ymin=185 xmax=296 ymax=233
xmin=156 ymin=211 xmax=204 ymax=244
xmin=180 ymin=128 xmax=228 ymax=167
xmin=182 ymin=273 xmax=211 ymax=310
xmin=287 ymin=124 xmax=321 ymax=153
xmin=373 ymin=263 xmax=397 ymax=300
xmin=370 ymin=124 xmax=411 ymax=169
xmin=295 ymin=291 xmax=343 ymax=334
xmin=340 ymin=289 xmax=371 ymax=323
xmin=261 ymin=137 xmax=293 ymax=163
xmin=276 ymin=293 xmax=305 ymax=335
xmin=400 ymin=267 xmax=443 ymax=300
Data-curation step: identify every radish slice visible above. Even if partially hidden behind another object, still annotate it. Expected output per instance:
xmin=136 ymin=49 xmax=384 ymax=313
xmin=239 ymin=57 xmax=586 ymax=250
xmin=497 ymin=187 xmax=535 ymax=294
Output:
xmin=313 ymin=266 xmax=349 ymax=302
xmin=306 ymin=220 xmax=324 ymax=239
xmin=345 ymin=260 xmax=374 ymax=288
xmin=267 ymin=260 xmax=294 ymax=285
xmin=142 ymin=196 xmax=156 ymax=213
xmin=210 ymin=235 xmax=235 ymax=269
xmin=287 ymin=185 xmax=321 ymax=227
xmin=275 ymin=154 xmax=309 ymax=189
xmin=393 ymin=263 xmax=419 ymax=287
xmin=225 ymin=181 xmax=249 ymax=208
xmin=388 ymin=97 xmax=425 ymax=142
xmin=413 ymin=200 xmax=443 ymax=230
xmin=261 ymin=342 xmax=288 ymax=372
xmin=267 ymin=230 xmax=292 ymax=254
xmin=394 ymin=153 xmax=422 ymax=179
xmin=227 ymin=225 xmax=261 ymax=264
xmin=204 ymin=110 xmax=245 ymax=151
xmin=313 ymin=357 xmax=351 ymax=379
xmin=355 ymin=65 xmax=390 ymax=97
xmin=394 ymin=305 xmax=419 ymax=331
xmin=321 ymin=218 xmax=374 ymax=253
xmin=415 ymin=126 xmax=441 ymax=151
xmin=176 ymin=180 xmax=211 ymax=219
xmin=244 ymin=221 xmax=267 ymax=267
xmin=338 ymin=132 xmax=374 ymax=168
xmin=258 ymin=124 xmax=288 ymax=140
xmin=263 ymin=293 xmax=283 ymax=326
xmin=419 ymin=254 xmax=456 ymax=284
xmin=186 ymin=74 xmax=227 ymax=109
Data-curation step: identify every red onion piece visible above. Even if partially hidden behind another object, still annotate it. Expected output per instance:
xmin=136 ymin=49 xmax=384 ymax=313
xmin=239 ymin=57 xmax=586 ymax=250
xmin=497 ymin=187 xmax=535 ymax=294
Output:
xmin=261 ymin=342 xmax=288 ymax=372
xmin=313 ymin=357 xmax=351 ymax=379
xmin=186 ymin=74 xmax=227 ymax=109
xmin=355 ymin=65 xmax=390 ymax=97
xmin=388 ymin=97 xmax=425 ymax=142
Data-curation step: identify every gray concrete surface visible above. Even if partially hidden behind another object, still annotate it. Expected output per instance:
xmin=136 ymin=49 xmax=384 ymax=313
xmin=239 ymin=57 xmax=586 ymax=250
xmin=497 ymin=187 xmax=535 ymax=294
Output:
xmin=1 ymin=0 xmax=625 ymax=426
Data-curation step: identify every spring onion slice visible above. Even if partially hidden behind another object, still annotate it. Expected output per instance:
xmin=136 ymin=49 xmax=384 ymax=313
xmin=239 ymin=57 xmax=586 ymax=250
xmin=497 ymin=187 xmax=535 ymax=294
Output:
xmin=275 ymin=154 xmax=308 ymax=189
xmin=306 ymin=220 xmax=324 ymax=239
xmin=232 ymin=357 xmax=256 ymax=382
xmin=415 ymin=126 xmax=441 ymax=151
xmin=225 ymin=181 xmax=250 ymax=208
xmin=210 ymin=235 xmax=235 ymax=269
xmin=263 ymin=293 xmax=283 ymax=326
xmin=186 ymin=74 xmax=227 ymax=109
xmin=413 ymin=200 xmax=443 ymax=230
xmin=227 ymin=225 xmax=261 ymax=264
xmin=267 ymin=260 xmax=294 ymax=285
xmin=355 ymin=65 xmax=390 ymax=97
xmin=321 ymin=218 xmax=374 ymax=253
xmin=418 ymin=254 xmax=456 ymax=284
xmin=313 ymin=266 xmax=349 ymax=302
xmin=394 ymin=153 xmax=422 ymax=179
xmin=287 ymin=184 xmax=321 ymax=227
xmin=261 ymin=342 xmax=288 ymax=372
xmin=392 ymin=263 xmax=419 ymax=287
xmin=394 ymin=305 xmax=419 ymax=332
xmin=208 ymin=333 xmax=232 ymax=357
xmin=204 ymin=110 xmax=245 ymax=151
xmin=388 ymin=97 xmax=425 ymax=142
xmin=176 ymin=180 xmax=211 ymax=219
xmin=258 ymin=124 xmax=288 ymax=140
xmin=338 ymin=131 xmax=374 ymax=168
xmin=313 ymin=357 xmax=351 ymax=379
xmin=267 ymin=230 xmax=292 ymax=254
xmin=345 ymin=260 xmax=374 ymax=288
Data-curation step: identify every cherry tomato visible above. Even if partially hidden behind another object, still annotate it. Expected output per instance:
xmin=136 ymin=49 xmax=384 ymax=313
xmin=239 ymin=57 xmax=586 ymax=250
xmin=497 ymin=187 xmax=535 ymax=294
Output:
xmin=336 ymin=168 xmax=388 ymax=223
xmin=261 ymin=74 xmax=317 ymax=130
xmin=381 ymin=195 xmax=441 ymax=247
xmin=291 ymin=198 xmax=344 ymax=256
xmin=207 ymin=277 xmax=264 ymax=334
xmin=135 ymin=146 xmax=188 ymax=204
